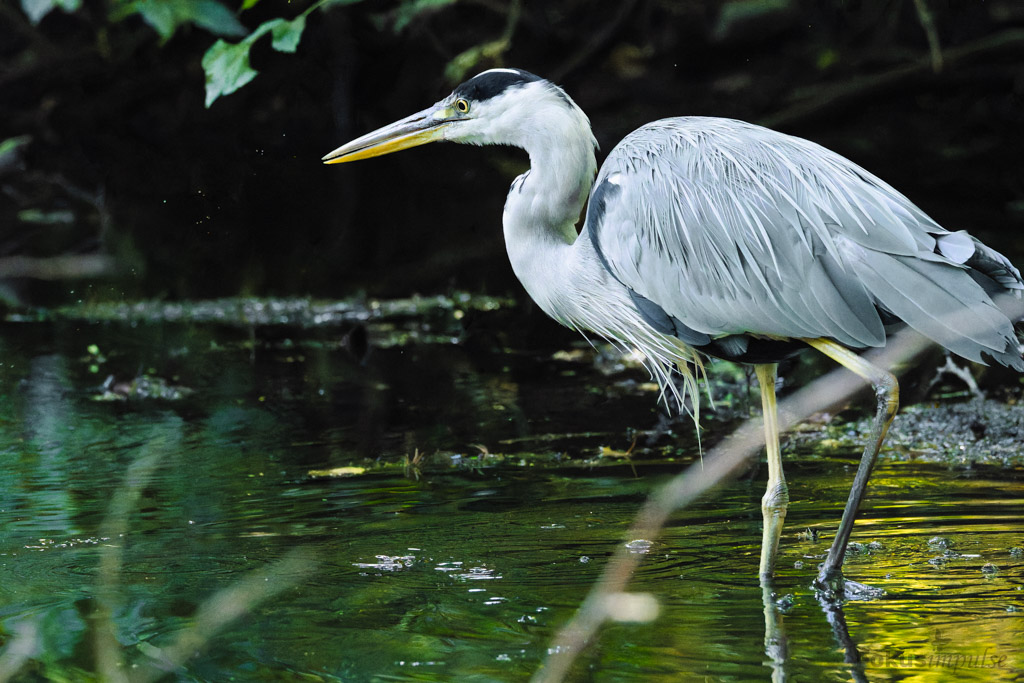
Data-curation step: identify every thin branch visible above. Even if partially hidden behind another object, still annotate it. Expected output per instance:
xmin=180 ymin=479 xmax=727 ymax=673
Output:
xmin=550 ymin=0 xmax=639 ymax=84
xmin=84 ymin=438 xmax=319 ymax=683
xmin=0 ymin=618 xmax=41 ymax=683
xmin=760 ymin=28 xmax=1024 ymax=129
xmin=0 ymin=255 xmax=116 ymax=280
xmin=93 ymin=448 xmax=168 ymax=683
xmin=912 ymin=0 xmax=943 ymax=73
xmin=129 ymin=550 xmax=318 ymax=683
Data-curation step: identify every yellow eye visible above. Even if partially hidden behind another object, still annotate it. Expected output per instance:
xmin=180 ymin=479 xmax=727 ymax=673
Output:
xmin=454 ymin=98 xmax=470 ymax=114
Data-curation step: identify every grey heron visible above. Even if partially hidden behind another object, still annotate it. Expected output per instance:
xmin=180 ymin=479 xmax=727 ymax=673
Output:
xmin=323 ymin=68 xmax=1024 ymax=588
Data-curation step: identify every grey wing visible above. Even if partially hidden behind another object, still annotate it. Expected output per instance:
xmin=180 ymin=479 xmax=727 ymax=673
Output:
xmin=585 ymin=116 xmax=1023 ymax=368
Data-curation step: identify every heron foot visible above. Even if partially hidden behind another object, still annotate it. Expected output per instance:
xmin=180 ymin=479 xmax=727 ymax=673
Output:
xmin=812 ymin=568 xmax=844 ymax=603
xmin=812 ymin=571 xmax=885 ymax=604
xmin=758 ymin=482 xmax=789 ymax=580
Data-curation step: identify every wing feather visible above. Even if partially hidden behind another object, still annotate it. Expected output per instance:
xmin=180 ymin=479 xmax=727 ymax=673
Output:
xmin=585 ymin=116 xmax=1022 ymax=362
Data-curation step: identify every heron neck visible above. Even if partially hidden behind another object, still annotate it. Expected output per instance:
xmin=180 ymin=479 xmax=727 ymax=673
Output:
xmin=502 ymin=119 xmax=597 ymax=322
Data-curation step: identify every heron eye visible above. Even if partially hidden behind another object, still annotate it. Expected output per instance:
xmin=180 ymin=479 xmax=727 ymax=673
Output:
xmin=454 ymin=98 xmax=470 ymax=114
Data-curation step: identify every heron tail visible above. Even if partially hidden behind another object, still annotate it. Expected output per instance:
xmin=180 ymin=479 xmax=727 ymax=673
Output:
xmin=850 ymin=248 xmax=1024 ymax=371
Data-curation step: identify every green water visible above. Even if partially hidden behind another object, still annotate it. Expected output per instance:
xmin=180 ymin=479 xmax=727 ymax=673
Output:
xmin=0 ymin=304 xmax=1022 ymax=681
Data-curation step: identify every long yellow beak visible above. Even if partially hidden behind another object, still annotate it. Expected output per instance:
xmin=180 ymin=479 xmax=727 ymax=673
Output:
xmin=322 ymin=104 xmax=453 ymax=164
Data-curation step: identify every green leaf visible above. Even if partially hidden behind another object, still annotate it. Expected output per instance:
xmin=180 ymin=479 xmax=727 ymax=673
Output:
xmin=202 ymin=38 xmax=258 ymax=107
xmin=392 ymin=0 xmax=457 ymax=33
xmin=21 ymin=0 xmax=82 ymax=25
xmin=444 ymin=37 xmax=508 ymax=83
xmin=188 ymin=0 xmax=248 ymax=36
xmin=0 ymin=135 xmax=32 ymax=163
xmin=269 ymin=15 xmax=306 ymax=53
xmin=117 ymin=0 xmax=246 ymax=41
xmin=129 ymin=1 xmax=179 ymax=39
xmin=241 ymin=0 xmax=261 ymax=9
xmin=201 ymin=16 xmax=309 ymax=106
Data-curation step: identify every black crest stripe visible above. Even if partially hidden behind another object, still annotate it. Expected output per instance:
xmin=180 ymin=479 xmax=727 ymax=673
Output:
xmin=453 ymin=69 xmax=541 ymax=102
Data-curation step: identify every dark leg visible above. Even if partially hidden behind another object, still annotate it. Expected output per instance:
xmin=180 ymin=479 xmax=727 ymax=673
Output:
xmin=803 ymin=338 xmax=899 ymax=591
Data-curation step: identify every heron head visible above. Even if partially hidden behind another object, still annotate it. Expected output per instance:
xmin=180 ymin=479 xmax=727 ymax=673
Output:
xmin=322 ymin=68 xmax=587 ymax=163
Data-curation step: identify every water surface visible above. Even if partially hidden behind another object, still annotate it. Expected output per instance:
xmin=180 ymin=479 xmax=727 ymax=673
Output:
xmin=0 ymin=303 xmax=1021 ymax=681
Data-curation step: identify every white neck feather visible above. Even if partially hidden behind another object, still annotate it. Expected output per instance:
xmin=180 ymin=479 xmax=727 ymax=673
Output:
xmin=499 ymin=90 xmax=597 ymax=323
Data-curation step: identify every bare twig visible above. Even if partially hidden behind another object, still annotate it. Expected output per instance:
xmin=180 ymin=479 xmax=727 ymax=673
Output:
xmin=443 ymin=0 xmax=522 ymax=83
xmin=86 ymin=437 xmax=319 ymax=683
xmin=93 ymin=447 xmax=168 ymax=683
xmin=0 ymin=254 xmax=116 ymax=280
xmin=48 ymin=174 xmax=114 ymax=247
xmin=129 ymin=549 xmax=318 ymax=683
xmin=912 ymin=0 xmax=943 ymax=73
xmin=550 ymin=0 xmax=639 ymax=83
xmin=761 ymin=28 xmax=1024 ymax=128
xmin=926 ymin=354 xmax=984 ymax=399
xmin=0 ymin=618 xmax=41 ymax=683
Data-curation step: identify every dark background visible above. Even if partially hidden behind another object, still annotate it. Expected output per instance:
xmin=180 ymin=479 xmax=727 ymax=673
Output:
xmin=2 ymin=0 xmax=1023 ymax=308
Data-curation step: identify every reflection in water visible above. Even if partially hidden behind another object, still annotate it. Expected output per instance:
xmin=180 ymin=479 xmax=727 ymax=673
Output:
xmin=762 ymin=581 xmax=788 ymax=682
xmin=0 ymin=318 xmax=1020 ymax=680
xmin=815 ymin=588 xmax=869 ymax=683
xmin=21 ymin=355 xmax=78 ymax=539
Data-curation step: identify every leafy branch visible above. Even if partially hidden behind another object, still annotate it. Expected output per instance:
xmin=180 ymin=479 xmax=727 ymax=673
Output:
xmin=201 ymin=12 xmax=309 ymax=107
xmin=18 ymin=0 xmax=506 ymax=109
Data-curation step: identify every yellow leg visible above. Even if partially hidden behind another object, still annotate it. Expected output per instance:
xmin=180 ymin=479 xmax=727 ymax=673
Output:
xmin=803 ymin=338 xmax=899 ymax=589
xmin=756 ymin=363 xmax=788 ymax=580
